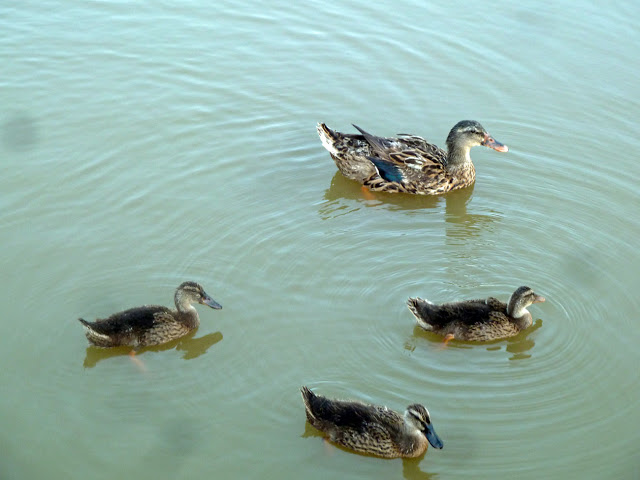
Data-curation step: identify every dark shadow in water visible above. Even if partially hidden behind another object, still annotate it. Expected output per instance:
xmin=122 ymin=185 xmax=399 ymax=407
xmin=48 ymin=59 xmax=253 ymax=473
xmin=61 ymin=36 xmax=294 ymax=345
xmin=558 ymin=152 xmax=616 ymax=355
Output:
xmin=442 ymin=188 xmax=500 ymax=243
xmin=132 ymin=416 xmax=204 ymax=477
xmin=302 ymin=421 xmax=439 ymax=479
xmin=505 ymin=319 xmax=543 ymax=361
xmin=2 ymin=111 xmax=39 ymax=151
xmin=301 ymin=420 xmax=323 ymax=438
xmin=320 ymin=172 xmax=499 ymax=239
xmin=406 ymin=319 xmax=543 ymax=360
xmin=321 ymin=172 xmax=442 ymax=215
xmin=402 ymin=458 xmax=439 ymax=480
xmin=82 ymin=331 xmax=223 ymax=368
xmin=176 ymin=331 xmax=224 ymax=359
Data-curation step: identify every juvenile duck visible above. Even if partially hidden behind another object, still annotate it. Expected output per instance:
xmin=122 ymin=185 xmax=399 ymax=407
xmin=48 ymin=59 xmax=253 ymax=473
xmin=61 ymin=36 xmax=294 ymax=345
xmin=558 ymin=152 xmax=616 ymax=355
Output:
xmin=408 ymin=286 xmax=545 ymax=343
xmin=317 ymin=120 xmax=508 ymax=195
xmin=300 ymin=386 xmax=443 ymax=458
xmin=78 ymin=281 xmax=222 ymax=348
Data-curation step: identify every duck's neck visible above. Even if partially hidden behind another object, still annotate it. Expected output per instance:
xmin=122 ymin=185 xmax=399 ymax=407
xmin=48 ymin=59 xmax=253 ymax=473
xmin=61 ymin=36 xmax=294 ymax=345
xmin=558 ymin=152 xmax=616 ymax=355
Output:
xmin=507 ymin=303 xmax=533 ymax=329
xmin=398 ymin=419 xmax=429 ymax=457
xmin=446 ymin=144 xmax=472 ymax=168
xmin=174 ymin=291 xmax=200 ymax=327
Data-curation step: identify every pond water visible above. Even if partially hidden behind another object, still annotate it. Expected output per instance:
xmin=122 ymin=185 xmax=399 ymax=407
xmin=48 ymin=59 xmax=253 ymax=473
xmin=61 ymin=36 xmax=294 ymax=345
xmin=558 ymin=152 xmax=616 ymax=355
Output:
xmin=1 ymin=1 xmax=639 ymax=479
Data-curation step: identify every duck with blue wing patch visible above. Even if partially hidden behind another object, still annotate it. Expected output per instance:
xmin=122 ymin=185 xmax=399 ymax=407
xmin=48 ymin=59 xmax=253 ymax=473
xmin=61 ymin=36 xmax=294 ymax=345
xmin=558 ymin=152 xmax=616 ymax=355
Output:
xmin=317 ymin=120 xmax=508 ymax=195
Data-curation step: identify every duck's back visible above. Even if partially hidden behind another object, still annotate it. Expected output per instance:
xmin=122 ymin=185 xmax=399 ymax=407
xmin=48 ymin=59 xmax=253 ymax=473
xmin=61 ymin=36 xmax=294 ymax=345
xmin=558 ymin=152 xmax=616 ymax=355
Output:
xmin=317 ymin=124 xmax=448 ymax=187
xmin=93 ymin=305 xmax=171 ymax=330
xmin=79 ymin=305 xmax=178 ymax=347
xmin=409 ymin=297 xmax=522 ymax=341
xmin=415 ymin=298 xmax=502 ymax=326
xmin=302 ymin=387 xmax=405 ymax=457
xmin=304 ymin=391 xmax=395 ymax=431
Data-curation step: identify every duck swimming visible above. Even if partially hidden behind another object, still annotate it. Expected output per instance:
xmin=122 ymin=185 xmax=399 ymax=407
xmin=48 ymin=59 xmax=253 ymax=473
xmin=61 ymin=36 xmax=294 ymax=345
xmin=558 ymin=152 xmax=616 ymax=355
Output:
xmin=300 ymin=386 xmax=443 ymax=458
xmin=78 ymin=281 xmax=222 ymax=348
xmin=408 ymin=286 xmax=545 ymax=343
xmin=317 ymin=120 xmax=508 ymax=195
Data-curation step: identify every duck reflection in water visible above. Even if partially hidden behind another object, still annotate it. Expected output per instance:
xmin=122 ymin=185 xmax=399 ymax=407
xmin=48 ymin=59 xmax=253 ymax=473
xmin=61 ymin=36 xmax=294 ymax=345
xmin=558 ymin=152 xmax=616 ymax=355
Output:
xmin=317 ymin=121 xmax=508 ymax=195
xmin=301 ymin=407 xmax=440 ymax=480
xmin=320 ymin=173 xmax=499 ymax=239
xmin=82 ymin=330 xmax=223 ymax=368
xmin=408 ymin=319 xmax=543 ymax=361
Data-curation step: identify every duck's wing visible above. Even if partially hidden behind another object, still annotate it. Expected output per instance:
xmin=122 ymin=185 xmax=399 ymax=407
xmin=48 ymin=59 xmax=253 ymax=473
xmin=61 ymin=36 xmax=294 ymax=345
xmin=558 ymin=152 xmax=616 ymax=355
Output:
xmin=352 ymin=125 xmax=448 ymax=170
xmin=350 ymin=127 xmax=449 ymax=192
xmin=485 ymin=297 xmax=508 ymax=312
xmin=394 ymin=133 xmax=449 ymax=167
xmin=86 ymin=305 xmax=173 ymax=336
xmin=302 ymin=388 xmax=397 ymax=433
xmin=453 ymin=298 xmax=512 ymax=326
xmin=416 ymin=299 xmax=497 ymax=328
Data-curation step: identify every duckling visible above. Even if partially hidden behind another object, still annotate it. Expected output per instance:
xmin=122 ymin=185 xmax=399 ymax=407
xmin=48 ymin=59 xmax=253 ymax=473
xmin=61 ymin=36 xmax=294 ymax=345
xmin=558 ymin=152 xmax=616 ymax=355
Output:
xmin=78 ymin=281 xmax=222 ymax=348
xmin=317 ymin=120 xmax=508 ymax=195
xmin=408 ymin=286 xmax=545 ymax=343
xmin=300 ymin=386 xmax=443 ymax=458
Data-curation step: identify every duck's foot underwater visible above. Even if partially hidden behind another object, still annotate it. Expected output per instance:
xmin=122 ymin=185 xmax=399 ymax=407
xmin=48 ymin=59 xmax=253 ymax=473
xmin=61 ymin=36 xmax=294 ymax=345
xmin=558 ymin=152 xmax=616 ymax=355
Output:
xmin=128 ymin=349 xmax=147 ymax=372
xmin=441 ymin=334 xmax=455 ymax=348
xmin=323 ymin=438 xmax=336 ymax=456
xmin=361 ymin=185 xmax=376 ymax=201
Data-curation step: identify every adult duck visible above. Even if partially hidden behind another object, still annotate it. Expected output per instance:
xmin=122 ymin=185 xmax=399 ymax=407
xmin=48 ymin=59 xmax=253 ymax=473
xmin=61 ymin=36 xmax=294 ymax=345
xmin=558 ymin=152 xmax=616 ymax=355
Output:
xmin=78 ymin=281 xmax=222 ymax=348
xmin=408 ymin=286 xmax=545 ymax=343
xmin=317 ymin=120 xmax=508 ymax=195
xmin=300 ymin=386 xmax=443 ymax=458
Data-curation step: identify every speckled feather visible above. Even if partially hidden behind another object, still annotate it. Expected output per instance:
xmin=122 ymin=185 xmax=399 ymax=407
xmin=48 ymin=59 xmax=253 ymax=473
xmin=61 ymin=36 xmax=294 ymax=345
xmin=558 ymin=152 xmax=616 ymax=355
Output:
xmin=78 ymin=281 xmax=221 ymax=347
xmin=408 ymin=287 xmax=543 ymax=341
xmin=317 ymin=122 xmax=481 ymax=195
xmin=301 ymin=387 xmax=429 ymax=458
xmin=78 ymin=306 xmax=191 ymax=347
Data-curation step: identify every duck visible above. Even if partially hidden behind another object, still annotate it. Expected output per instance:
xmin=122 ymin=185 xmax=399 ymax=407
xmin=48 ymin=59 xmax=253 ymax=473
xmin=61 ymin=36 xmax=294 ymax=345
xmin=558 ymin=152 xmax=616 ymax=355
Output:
xmin=300 ymin=386 xmax=443 ymax=458
xmin=78 ymin=281 xmax=222 ymax=348
xmin=407 ymin=286 xmax=545 ymax=343
xmin=317 ymin=120 xmax=508 ymax=195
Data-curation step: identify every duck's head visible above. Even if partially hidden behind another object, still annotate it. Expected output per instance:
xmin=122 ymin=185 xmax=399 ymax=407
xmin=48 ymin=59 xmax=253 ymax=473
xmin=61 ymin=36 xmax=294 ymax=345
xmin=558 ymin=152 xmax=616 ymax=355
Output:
xmin=446 ymin=120 xmax=508 ymax=155
xmin=176 ymin=281 xmax=222 ymax=310
xmin=506 ymin=286 xmax=545 ymax=319
xmin=405 ymin=404 xmax=443 ymax=449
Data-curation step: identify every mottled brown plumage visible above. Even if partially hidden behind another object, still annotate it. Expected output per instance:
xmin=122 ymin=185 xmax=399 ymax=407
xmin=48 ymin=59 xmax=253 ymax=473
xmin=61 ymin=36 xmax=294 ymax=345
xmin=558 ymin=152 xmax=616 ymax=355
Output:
xmin=78 ymin=281 xmax=222 ymax=347
xmin=300 ymin=387 xmax=443 ymax=458
xmin=408 ymin=286 xmax=545 ymax=342
xmin=317 ymin=120 xmax=508 ymax=195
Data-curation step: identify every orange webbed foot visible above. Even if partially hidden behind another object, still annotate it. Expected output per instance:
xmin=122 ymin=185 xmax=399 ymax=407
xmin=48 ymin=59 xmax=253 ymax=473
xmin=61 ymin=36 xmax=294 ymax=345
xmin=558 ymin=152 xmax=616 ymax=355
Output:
xmin=128 ymin=350 xmax=147 ymax=372
xmin=438 ymin=334 xmax=455 ymax=350
xmin=361 ymin=185 xmax=376 ymax=201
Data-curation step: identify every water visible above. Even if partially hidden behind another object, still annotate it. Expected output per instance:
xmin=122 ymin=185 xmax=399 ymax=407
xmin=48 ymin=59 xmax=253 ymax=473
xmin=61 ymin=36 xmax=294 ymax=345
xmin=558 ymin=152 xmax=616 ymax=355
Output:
xmin=1 ymin=1 xmax=639 ymax=479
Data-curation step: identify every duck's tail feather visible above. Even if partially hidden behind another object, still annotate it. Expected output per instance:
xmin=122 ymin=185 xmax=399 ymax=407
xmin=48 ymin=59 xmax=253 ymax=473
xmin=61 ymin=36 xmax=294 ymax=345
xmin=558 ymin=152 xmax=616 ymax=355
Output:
xmin=352 ymin=124 xmax=388 ymax=154
xmin=317 ymin=123 xmax=339 ymax=155
xmin=77 ymin=319 xmax=113 ymax=346
xmin=300 ymin=386 xmax=318 ymax=421
xmin=407 ymin=297 xmax=435 ymax=331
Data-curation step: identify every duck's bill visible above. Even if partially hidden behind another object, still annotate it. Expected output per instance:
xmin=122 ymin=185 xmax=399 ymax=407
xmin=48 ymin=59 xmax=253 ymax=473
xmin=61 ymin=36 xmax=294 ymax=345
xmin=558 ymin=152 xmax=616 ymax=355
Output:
xmin=203 ymin=296 xmax=223 ymax=309
xmin=482 ymin=134 xmax=509 ymax=152
xmin=532 ymin=295 xmax=546 ymax=304
xmin=425 ymin=423 xmax=444 ymax=449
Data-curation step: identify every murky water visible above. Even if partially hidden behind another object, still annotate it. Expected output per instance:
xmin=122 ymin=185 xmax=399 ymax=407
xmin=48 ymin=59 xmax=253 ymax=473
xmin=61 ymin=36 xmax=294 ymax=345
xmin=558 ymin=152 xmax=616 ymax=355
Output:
xmin=1 ymin=1 xmax=639 ymax=479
